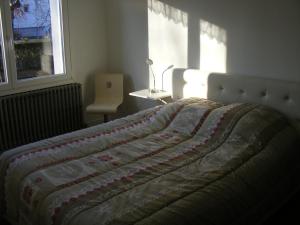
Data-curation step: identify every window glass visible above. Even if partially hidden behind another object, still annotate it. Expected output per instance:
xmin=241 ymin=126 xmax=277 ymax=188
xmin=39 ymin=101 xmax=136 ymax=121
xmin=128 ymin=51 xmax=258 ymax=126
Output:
xmin=10 ymin=0 xmax=65 ymax=80
xmin=0 ymin=44 xmax=5 ymax=83
xmin=0 ymin=10 xmax=7 ymax=84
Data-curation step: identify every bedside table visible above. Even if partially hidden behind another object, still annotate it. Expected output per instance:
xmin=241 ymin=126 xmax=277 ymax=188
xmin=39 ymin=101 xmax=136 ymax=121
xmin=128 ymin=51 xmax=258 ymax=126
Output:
xmin=129 ymin=89 xmax=171 ymax=104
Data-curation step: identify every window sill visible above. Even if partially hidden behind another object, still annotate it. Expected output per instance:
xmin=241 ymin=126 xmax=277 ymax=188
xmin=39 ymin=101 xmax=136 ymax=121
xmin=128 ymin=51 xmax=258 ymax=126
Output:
xmin=0 ymin=76 xmax=75 ymax=97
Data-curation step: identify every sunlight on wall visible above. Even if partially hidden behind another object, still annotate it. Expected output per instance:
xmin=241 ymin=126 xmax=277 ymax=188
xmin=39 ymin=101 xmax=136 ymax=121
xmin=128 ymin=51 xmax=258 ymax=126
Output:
xmin=200 ymin=20 xmax=227 ymax=73
xmin=148 ymin=0 xmax=188 ymax=92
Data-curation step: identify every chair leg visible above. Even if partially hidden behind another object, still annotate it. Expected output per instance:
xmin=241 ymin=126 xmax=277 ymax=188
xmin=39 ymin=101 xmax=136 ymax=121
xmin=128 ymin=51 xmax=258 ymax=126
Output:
xmin=104 ymin=114 xmax=108 ymax=123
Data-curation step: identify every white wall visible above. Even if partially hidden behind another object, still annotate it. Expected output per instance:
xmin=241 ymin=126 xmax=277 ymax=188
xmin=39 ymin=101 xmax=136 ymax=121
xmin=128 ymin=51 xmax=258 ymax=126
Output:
xmin=222 ymin=0 xmax=300 ymax=80
xmin=105 ymin=0 xmax=300 ymax=113
xmin=106 ymin=0 xmax=156 ymax=116
xmin=68 ymin=0 xmax=108 ymax=115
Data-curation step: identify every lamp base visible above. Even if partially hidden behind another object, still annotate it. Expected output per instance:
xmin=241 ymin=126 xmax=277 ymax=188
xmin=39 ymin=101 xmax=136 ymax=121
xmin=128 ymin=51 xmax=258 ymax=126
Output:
xmin=150 ymin=89 xmax=161 ymax=93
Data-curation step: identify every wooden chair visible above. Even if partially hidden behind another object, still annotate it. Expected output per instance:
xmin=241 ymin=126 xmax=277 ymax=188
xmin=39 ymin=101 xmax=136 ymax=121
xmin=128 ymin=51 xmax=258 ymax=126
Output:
xmin=86 ymin=73 xmax=123 ymax=122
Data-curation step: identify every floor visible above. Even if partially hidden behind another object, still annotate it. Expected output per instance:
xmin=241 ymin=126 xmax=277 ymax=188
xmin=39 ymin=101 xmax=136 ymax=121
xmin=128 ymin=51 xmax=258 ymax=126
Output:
xmin=0 ymin=218 xmax=9 ymax=225
xmin=261 ymin=192 xmax=300 ymax=225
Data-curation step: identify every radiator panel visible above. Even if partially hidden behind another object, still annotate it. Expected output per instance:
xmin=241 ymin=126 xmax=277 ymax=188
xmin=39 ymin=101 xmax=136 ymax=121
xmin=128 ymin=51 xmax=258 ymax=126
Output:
xmin=0 ymin=83 xmax=84 ymax=151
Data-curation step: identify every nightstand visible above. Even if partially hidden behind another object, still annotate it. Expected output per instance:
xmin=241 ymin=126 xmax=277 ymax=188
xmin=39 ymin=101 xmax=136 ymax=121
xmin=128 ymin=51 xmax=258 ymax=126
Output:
xmin=129 ymin=89 xmax=171 ymax=104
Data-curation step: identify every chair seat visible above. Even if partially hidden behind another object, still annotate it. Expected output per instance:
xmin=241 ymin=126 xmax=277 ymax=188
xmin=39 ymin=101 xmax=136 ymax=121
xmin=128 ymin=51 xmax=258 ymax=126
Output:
xmin=86 ymin=101 xmax=121 ymax=113
xmin=86 ymin=73 xmax=123 ymax=120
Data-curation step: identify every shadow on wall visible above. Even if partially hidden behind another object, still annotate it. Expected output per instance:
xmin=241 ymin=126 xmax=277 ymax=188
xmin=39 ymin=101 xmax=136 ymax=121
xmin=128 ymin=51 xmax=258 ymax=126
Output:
xmin=105 ymin=0 xmax=229 ymax=115
xmin=83 ymin=71 xmax=97 ymax=123
xmin=148 ymin=0 xmax=188 ymax=26
xmin=116 ymin=73 xmax=139 ymax=118
xmin=106 ymin=0 xmax=150 ymax=115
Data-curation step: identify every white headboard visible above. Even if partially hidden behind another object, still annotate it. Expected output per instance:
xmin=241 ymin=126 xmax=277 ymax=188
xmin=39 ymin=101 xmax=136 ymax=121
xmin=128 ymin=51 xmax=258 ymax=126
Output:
xmin=172 ymin=70 xmax=300 ymax=120
xmin=207 ymin=73 xmax=300 ymax=120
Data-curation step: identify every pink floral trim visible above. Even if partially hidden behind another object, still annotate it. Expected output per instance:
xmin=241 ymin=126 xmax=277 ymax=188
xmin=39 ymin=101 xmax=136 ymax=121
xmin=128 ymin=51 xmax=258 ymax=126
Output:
xmin=98 ymin=155 xmax=113 ymax=162
xmin=3 ymin=103 xmax=191 ymax=219
xmin=10 ymin=104 xmax=186 ymax=177
xmin=34 ymin=177 xmax=43 ymax=184
xmin=22 ymin=185 xmax=33 ymax=205
xmin=111 ymin=161 xmax=120 ymax=166
xmin=191 ymin=110 xmax=211 ymax=135
xmin=51 ymin=106 xmax=232 ymax=225
xmin=9 ymin=107 xmax=163 ymax=165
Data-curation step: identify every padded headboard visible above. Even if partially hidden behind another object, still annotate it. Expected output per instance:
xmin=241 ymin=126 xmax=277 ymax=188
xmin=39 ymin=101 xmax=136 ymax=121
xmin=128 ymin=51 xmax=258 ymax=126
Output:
xmin=172 ymin=70 xmax=300 ymax=120
xmin=207 ymin=73 xmax=300 ymax=120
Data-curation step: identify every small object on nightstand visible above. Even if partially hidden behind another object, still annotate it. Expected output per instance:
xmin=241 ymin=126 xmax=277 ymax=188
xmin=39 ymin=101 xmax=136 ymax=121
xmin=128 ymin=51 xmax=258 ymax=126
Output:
xmin=161 ymin=64 xmax=174 ymax=91
xmin=146 ymin=58 xmax=160 ymax=93
xmin=129 ymin=89 xmax=171 ymax=104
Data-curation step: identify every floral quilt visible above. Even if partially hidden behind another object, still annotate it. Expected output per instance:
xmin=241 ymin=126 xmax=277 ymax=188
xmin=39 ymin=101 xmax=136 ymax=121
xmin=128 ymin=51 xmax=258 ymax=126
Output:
xmin=0 ymin=98 xmax=299 ymax=225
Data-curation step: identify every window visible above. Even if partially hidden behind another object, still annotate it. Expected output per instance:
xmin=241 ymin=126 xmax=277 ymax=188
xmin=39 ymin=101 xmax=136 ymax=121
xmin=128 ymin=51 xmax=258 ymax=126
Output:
xmin=0 ymin=0 xmax=70 ymax=91
xmin=0 ymin=13 xmax=7 ymax=84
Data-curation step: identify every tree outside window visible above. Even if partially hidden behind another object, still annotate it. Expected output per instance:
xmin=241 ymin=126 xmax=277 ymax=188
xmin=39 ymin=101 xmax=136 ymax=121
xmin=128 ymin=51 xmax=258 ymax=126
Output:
xmin=10 ymin=0 xmax=65 ymax=80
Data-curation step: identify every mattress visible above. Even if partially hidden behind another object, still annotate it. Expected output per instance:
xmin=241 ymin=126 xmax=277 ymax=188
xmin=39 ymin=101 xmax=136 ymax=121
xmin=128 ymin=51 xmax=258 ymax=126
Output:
xmin=0 ymin=98 xmax=299 ymax=225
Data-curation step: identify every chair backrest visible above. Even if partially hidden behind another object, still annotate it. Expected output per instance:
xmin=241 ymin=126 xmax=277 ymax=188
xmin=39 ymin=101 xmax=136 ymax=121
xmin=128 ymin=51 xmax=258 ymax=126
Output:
xmin=94 ymin=73 xmax=123 ymax=103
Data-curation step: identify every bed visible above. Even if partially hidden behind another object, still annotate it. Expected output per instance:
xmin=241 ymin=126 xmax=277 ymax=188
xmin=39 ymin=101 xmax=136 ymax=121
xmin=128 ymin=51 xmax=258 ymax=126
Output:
xmin=1 ymin=72 xmax=300 ymax=225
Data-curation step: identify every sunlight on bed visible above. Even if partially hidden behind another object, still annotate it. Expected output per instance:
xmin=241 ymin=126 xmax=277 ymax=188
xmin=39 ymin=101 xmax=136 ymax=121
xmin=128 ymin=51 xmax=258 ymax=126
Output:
xmin=148 ymin=0 xmax=188 ymax=92
xmin=200 ymin=20 xmax=227 ymax=73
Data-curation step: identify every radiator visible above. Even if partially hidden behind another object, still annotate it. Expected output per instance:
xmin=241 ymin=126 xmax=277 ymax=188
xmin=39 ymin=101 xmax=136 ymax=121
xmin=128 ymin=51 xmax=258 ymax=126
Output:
xmin=0 ymin=83 xmax=84 ymax=152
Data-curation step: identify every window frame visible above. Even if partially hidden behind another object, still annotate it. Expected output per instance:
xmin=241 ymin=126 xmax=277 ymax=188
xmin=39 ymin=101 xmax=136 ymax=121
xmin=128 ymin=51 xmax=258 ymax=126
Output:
xmin=0 ymin=2 xmax=11 ymax=91
xmin=0 ymin=0 xmax=72 ymax=95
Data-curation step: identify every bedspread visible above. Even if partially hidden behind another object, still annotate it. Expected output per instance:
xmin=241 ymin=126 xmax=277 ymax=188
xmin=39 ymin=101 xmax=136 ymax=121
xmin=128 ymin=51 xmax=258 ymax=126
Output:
xmin=0 ymin=98 xmax=299 ymax=225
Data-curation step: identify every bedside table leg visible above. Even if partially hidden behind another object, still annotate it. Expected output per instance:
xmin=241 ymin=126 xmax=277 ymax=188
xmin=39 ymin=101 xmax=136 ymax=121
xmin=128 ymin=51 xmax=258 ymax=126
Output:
xmin=159 ymin=99 xmax=168 ymax=104
xmin=104 ymin=114 xmax=108 ymax=123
